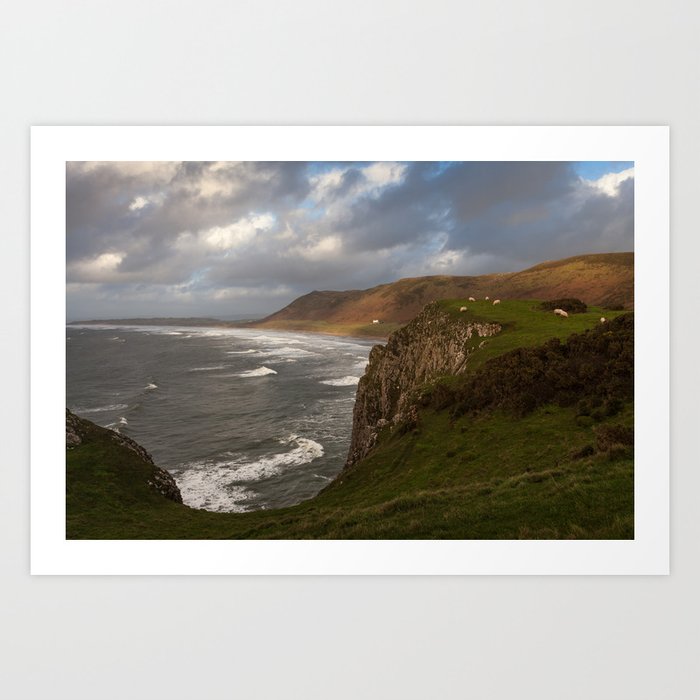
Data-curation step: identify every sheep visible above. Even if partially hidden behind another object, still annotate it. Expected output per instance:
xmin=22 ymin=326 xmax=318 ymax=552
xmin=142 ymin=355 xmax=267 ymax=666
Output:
xmin=459 ymin=306 xmax=467 ymax=312
xmin=468 ymin=297 xmax=476 ymax=302
xmin=553 ymin=308 xmax=569 ymax=318
xmin=493 ymin=299 xmax=501 ymax=305
xmin=485 ymin=296 xmax=490 ymax=301
xmin=372 ymin=319 xmax=380 ymax=324
xmin=600 ymin=317 xmax=607 ymax=323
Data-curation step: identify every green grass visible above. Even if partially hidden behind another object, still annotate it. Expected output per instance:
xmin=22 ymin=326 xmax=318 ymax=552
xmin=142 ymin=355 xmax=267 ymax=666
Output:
xmin=438 ymin=299 xmax=626 ymax=372
xmin=67 ymin=402 xmax=633 ymax=540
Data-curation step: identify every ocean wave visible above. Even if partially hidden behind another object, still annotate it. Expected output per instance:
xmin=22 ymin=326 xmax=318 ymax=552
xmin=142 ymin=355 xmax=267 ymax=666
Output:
xmin=238 ymin=366 xmax=277 ymax=377
xmin=145 ymin=383 xmax=158 ymax=390
xmin=174 ymin=434 xmax=324 ymax=512
xmin=251 ymin=335 xmax=303 ymax=344
xmin=226 ymin=349 xmax=258 ymax=354
xmin=75 ymin=403 xmax=128 ymax=414
xmin=189 ymin=365 xmax=227 ymax=372
xmin=320 ymin=376 xmax=360 ymax=386
xmin=257 ymin=346 xmax=318 ymax=358
xmin=173 ymin=469 xmax=254 ymax=513
xmin=118 ymin=416 xmax=128 ymax=425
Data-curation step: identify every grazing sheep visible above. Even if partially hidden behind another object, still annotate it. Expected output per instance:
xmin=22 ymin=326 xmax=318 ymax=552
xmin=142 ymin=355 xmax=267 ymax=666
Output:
xmin=493 ymin=299 xmax=501 ymax=305
xmin=468 ymin=297 xmax=476 ymax=302
xmin=372 ymin=319 xmax=380 ymax=324
xmin=459 ymin=306 xmax=467 ymax=312
xmin=553 ymin=308 xmax=569 ymax=318
xmin=600 ymin=317 xmax=607 ymax=323
xmin=485 ymin=296 xmax=490 ymax=301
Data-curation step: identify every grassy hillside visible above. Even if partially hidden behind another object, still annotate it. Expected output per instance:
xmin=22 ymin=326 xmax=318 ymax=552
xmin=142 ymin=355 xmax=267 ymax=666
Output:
xmin=252 ymin=252 xmax=633 ymax=336
xmin=67 ymin=299 xmax=633 ymax=540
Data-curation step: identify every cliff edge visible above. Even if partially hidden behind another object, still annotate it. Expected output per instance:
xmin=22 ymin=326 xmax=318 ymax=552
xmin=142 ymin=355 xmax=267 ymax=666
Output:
xmin=346 ymin=302 xmax=501 ymax=466
xmin=66 ymin=408 xmax=183 ymax=504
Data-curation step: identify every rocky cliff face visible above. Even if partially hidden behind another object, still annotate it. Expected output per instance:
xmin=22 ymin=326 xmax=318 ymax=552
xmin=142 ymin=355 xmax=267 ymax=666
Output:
xmin=346 ymin=302 xmax=501 ymax=467
xmin=66 ymin=408 xmax=183 ymax=504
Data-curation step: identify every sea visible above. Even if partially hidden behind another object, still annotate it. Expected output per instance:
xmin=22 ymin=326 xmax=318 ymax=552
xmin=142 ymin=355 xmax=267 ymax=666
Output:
xmin=66 ymin=324 xmax=375 ymax=512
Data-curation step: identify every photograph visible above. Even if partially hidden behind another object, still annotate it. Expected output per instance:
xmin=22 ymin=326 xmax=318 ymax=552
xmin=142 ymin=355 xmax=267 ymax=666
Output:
xmin=64 ymin=158 xmax=636 ymax=540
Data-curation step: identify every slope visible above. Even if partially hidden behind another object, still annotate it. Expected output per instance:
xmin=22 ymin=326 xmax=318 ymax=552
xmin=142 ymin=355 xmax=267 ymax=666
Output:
xmin=251 ymin=252 xmax=633 ymax=336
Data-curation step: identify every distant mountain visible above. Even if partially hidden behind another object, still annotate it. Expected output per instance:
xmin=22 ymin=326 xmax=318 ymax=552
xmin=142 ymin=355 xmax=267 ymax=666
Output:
xmin=253 ymin=252 xmax=633 ymax=334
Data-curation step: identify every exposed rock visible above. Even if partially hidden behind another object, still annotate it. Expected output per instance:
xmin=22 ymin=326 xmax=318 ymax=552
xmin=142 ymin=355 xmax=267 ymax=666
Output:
xmin=346 ymin=302 xmax=500 ymax=467
xmin=66 ymin=409 xmax=83 ymax=447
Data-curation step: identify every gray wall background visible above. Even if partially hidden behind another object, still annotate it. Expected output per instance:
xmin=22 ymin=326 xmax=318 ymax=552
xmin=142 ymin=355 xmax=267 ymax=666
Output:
xmin=2 ymin=1 xmax=697 ymax=698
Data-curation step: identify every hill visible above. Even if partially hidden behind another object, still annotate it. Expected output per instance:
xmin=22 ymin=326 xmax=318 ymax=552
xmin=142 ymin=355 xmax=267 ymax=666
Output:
xmin=66 ymin=298 xmax=633 ymax=540
xmin=251 ymin=252 xmax=633 ymax=337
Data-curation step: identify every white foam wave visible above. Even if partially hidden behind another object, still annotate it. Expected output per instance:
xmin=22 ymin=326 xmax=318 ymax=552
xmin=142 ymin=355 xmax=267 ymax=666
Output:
xmin=174 ymin=434 xmax=324 ymax=512
xmin=258 ymin=346 xmax=317 ymax=358
xmin=145 ymin=383 xmax=158 ymax=390
xmin=118 ymin=416 xmax=128 ymax=425
xmin=76 ymin=403 xmax=128 ymax=414
xmin=320 ymin=376 xmax=361 ymax=386
xmin=251 ymin=335 xmax=303 ymax=344
xmin=238 ymin=366 xmax=277 ymax=377
xmin=174 ymin=469 xmax=253 ymax=513
xmin=189 ymin=365 xmax=227 ymax=372
xmin=226 ymin=349 xmax=258 ymax=354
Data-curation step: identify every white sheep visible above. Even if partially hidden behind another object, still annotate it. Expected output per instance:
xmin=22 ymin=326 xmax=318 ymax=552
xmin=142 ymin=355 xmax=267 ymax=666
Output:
xmin=372 ymin=319 xmax=380 ymax=324
xmin=459 ymin=306 xmax=467 ymax=312
xmin=493 ymin=299 xmax=501 ymax=305
xmin=485 ymin=296 xmax=490 ymax=301
xmin=600 ymin=317 xmax=607 ymax=323
xmin=468 ymin=297 xmax=476 ymax=302
xmin=553 ymin=308 xmax=569 ymax=318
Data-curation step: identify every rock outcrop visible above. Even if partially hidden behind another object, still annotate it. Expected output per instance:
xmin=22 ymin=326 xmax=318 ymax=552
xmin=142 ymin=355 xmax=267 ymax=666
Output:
xmin=66 ymin=408 xmax=183 ymax=504
xmin=346 ymin=302 xmax=501 ymax=467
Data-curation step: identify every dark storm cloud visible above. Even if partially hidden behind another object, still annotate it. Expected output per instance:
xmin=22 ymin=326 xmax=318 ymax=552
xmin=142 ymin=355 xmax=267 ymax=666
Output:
xmin=336 ymin=162 xmax=578 ymax=259
xmin=66 ymin=160 xmax=633 ymax=318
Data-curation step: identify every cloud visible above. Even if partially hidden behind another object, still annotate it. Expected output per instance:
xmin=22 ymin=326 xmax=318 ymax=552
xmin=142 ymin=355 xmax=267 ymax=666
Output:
xmin=202 ymin=213 xmax=276 ymax=252
xmin=586 ymin=167 xmax=635 ymax=196
xmin=66 ymin=160 xmax=633 ymax=318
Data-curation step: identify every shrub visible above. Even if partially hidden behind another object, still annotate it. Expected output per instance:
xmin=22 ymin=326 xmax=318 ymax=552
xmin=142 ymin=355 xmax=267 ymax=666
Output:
xmin=571 ymin=444 xmax=595 ymax=460
xmin=450 ymin=314 xmax=634 ymax=418
xmin=595 ymin=424 xmax=634 ymax=452
xmin=539 ymin=298 xmax=588 ymax=314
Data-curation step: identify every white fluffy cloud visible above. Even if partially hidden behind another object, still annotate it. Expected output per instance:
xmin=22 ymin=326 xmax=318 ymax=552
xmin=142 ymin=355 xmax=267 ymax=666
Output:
xmin=202 ymin=213 xmax=275 ymax=252
xmin=587 ymin=167 xmax=634 ymax=196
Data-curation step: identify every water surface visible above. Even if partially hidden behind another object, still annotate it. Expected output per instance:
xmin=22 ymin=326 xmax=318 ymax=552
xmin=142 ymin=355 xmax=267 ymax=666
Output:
xmin=66 ymin=324 xmax=374 ymax=512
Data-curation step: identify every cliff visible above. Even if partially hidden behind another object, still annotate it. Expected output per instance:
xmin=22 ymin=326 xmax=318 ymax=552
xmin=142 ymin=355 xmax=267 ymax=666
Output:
xmin=346 ymin=302 xmax=501 ymax=466
xmin=66 ymin=409 xmax=183 ymax=504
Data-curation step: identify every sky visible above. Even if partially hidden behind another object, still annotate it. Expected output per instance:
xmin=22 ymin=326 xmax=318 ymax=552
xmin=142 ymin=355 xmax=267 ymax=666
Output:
xmin=66 ymin=160 xmax=634 ymax=320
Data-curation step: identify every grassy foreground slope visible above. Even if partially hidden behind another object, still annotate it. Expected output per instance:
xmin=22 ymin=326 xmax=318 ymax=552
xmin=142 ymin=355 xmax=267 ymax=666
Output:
xmin=251 ymin=252 xmax=633 ymax=336
xmin=67 ymin=301 xmax=633 ymax=540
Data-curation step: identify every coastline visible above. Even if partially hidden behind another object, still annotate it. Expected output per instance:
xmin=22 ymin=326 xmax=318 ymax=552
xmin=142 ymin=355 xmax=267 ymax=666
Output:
xmin=68 ymin=318 xmax=397 ymax=341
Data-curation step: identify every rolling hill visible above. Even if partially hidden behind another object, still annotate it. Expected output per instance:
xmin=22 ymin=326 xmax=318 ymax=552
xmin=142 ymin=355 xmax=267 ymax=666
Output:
xmin=251 ymin=252 xmax=633 ymax=336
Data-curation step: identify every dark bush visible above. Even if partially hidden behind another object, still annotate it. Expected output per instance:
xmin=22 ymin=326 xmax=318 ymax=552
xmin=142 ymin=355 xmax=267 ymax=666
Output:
xmin=595 ymin=424 xmax=635 ymax=452
xmin=449 ymin=314 xmax=634 ymax=418
xmin=571 ymin=444 xmax=595 ymax=460
xmin=540 ymin=298 xmax=588 ymax=314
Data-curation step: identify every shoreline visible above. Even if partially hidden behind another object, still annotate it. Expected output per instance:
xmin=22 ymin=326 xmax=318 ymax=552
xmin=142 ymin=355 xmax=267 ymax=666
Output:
xmin=68 ymin=318 xmax=395 ymax=341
